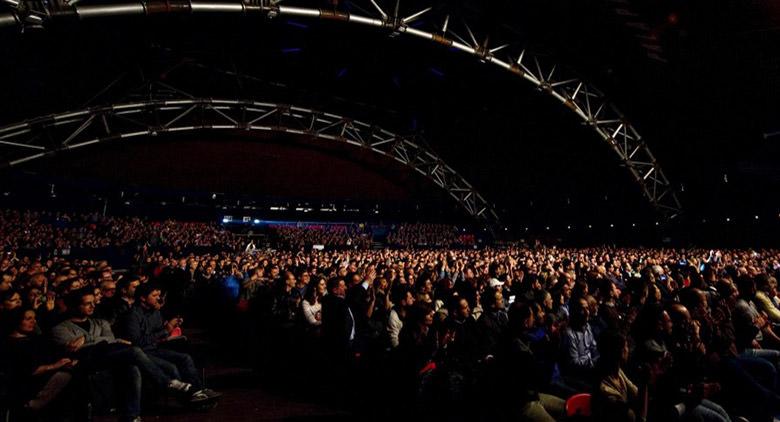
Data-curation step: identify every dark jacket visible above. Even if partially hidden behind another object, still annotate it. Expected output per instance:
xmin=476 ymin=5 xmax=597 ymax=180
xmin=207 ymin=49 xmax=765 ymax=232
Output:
xmin=118 ymin=304 xmax=168 ymax=351
xmin=321 ymin=294 xmax=354 ymax=356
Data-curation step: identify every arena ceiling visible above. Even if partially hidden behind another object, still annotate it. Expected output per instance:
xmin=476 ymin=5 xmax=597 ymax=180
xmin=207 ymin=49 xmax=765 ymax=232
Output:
xmin=0 ymin=0 xmax=779 ymax=231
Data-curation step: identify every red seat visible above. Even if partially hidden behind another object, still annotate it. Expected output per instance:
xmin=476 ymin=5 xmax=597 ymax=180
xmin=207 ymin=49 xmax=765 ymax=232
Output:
xmin=565 ymin=393 xmax=592 ymax=418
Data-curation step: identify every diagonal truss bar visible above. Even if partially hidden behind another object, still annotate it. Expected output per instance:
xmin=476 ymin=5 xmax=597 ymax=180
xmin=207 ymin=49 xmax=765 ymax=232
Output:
xmin=0 ymin=0 xmax=681 ymax=217
xmin=0 ymin=98 xmax=501 ymax=225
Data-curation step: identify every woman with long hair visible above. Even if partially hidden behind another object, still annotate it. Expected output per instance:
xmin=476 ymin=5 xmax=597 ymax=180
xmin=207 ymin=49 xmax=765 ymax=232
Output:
xmin=2 ymin=307 xmax=77 ymax=416
xmin=302 ymin=277 xmax=326 ymax=328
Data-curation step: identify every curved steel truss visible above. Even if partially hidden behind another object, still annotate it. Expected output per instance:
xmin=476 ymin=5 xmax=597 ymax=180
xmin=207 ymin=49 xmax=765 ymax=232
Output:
xmin=0 ymin=0 xmax=681 ymax=217
xmin=0 ymin=98 xmax=500 ymax=224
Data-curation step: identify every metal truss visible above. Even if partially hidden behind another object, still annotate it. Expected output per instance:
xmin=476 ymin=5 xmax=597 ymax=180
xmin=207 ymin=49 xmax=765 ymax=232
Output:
xmin=0 ymin=98 xmax=500 ymax=223
xmin=0 ymin=0 xmax=681 ymax=217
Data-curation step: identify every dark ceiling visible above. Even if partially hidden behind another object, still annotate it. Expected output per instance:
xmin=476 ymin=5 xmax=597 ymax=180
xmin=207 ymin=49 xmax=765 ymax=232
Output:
xmin=0 ymin=0 xmax=779 ymax=230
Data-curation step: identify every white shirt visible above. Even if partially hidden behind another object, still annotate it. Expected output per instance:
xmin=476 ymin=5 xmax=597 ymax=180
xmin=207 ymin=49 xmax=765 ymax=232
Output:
xmin=302 ymin=299 xmax=322 ymax=326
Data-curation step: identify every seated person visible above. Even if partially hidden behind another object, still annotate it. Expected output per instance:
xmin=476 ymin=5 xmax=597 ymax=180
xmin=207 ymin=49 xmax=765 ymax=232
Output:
xmin=96 ymin=276 xmax=140 ymax=326
xmin=2 ymin=307 xmax=76 ymax=415
xmin=118 ymin=283 xmax=220 ymax=402
xmin=51 ymin=288 xmax=201 ymax=422
xmin=755 ymin=274 xmax=780 ymax=324
xmin=593 ymin=330 xmax=644 ymax=422
xmin=561 ymin=297 xmax=600 ymax=385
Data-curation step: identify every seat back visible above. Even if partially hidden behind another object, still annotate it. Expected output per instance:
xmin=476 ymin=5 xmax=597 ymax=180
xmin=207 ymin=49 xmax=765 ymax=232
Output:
xmin=565 ymin=393 xmax=592 ymax=418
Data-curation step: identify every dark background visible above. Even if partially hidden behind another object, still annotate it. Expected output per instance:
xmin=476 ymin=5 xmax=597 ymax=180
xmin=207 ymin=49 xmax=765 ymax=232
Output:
xmin=1 ymin=0 xmax=779 ymax=245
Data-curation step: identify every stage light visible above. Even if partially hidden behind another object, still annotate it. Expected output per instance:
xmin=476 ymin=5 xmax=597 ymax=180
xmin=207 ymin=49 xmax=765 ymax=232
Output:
xmin=631 ymin=223 xmax=636 ymax=227
xmin=755 ymin=215 xmax=759 ymax=220
xmin=567 ymin=225 xmax=571 ymax=230
xmin=610 ymin=224 xmax=614 ymax=228
xmin=655 ymin=222 xmax=660 ymax=226
xmin=253 ymin=219 xmax=260 ymax=224
xmin=726 ymin=217 xmax=731 ymax=222
xmin=545 ymin=226 xmax=550 ymax=231
xmin=588 ymin=225 xmax=592 ymax=229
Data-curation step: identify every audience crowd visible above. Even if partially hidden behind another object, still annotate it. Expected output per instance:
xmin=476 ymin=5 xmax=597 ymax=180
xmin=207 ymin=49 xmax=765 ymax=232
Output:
xmin=2 ymin=210 xmax=780 ymax=422
xmin=387 ymin=223 xmax=475 ymax=248
xmin=267 ymin=224 xmax=372 ymax=250
xmin=0 ymin=209 xmax=242 ymax=255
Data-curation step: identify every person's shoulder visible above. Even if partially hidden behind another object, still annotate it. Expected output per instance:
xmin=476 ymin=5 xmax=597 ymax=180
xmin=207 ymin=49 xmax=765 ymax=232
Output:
xmin=52 ymin=319 xmax=73 ymax=331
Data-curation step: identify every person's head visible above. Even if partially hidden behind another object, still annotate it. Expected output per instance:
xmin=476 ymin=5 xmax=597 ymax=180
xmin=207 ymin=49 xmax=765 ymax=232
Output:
xmin=117 ymin=277 xmax=140 ymax=300
xmin=569 ymin=297 xmax=591 ymax=329
xmin=482 ymin=286 xmax=504 ymax=311
xmin=66 ymin=287 xmax=97 ymax=318
xmin=0 ymin=273 xmax=12 ymax=292
xmin=284 ymin=272 xmax=296 ymax=289
xmin=376 ymin=277 xmax=390 ymax=292
xmin=409 ymin=302 xmax=434 ymax=328
xmin=454 ymin=297 xmax=470 ymax=320
xmin=599 ymin=279 xmax=619 ymax=301
xmin=585 ymin=295 xmax=599 ymax=317
xmin=92 ymin=286 xmax=103 ymax=304
xmin=736 ymin=276 xmax=757 ymax=299
xmin=135 ymin=283 xmax=164 ymax=311
xmin=598 ymin=330 xmax=629 ymax=374
xmin=3 ymin=307 xmax=36 ymax=337
xmin=536 ymin=290 xmax=553 ymax=311
xmin=633 ymin=303 xmax=672 ymax=342
xmin=768 ymin=276 xmax=778 ymax=298
xmin=327 ymin=277 xmax=347 ymax=298
xmin=507 ymin=301 xmax=535 ymax=333
xmin=304 ymin=277 xmax=325 ymax=304
xmin=0 ymin=289 xmax=22 ymax=311
xmin=679 ymin=288 xmax=709 ymax=320
xmin=349 ymin=273 xmax=361 ymax=287
xmin=531 ymin=302 xmax=546 ymax=326
xmin=100 ymin=280 xmax=116 ymax=299
xmin=392 ymin=285 xmax=414 ymax=308
xmin=28 ymin=273 xmax=46 ymax=289
xmin=24 ymin=286 xmax=42 ymax=308
xmin=300 ymin=271 xmax=311 ymax=286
